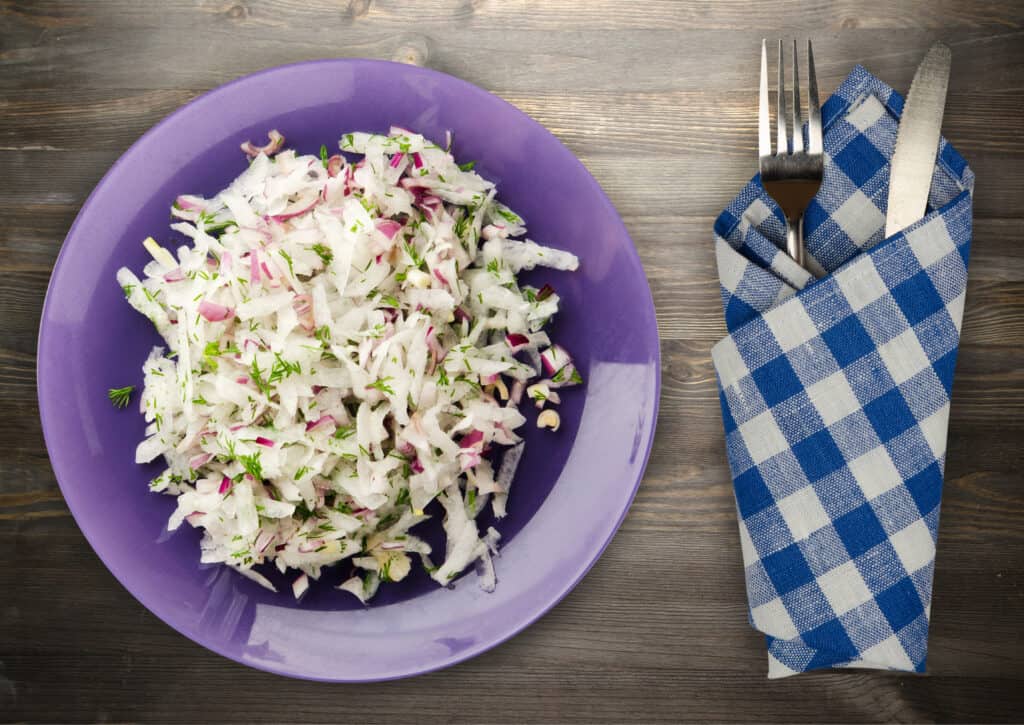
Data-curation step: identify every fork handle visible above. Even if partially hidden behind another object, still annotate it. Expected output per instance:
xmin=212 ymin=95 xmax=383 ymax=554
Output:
xmin=785 ymin=216 xmax=805 ymax=269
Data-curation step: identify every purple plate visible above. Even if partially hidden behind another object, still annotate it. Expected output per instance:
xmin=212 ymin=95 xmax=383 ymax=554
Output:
xmin=37 ymin=59 xmax=660 ymax=681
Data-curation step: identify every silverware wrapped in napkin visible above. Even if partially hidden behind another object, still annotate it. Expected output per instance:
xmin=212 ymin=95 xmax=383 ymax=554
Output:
xmin=712 ymin=56 xmax=973 ymax=677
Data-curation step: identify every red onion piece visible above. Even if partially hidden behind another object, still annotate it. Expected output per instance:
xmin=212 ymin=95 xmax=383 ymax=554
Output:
xmin=505 ymin=333 xmax=530 ymax=352
xmin=460 ymin=449 xmax=482 ymax=470
xmin=419 ymin=195 xmax=443 ymax=223
xmin=249 ymin=250 xmax=261 ymax=283
xmin=293 ymin=293 xmax=312 ymax=316
xmin=374 ymin=218 xmax=403 ymax=240
xmin=327 ymin=155 xmax=344 ymax=178
xmin=459 ymin=429 xmax=485 ymax=449
xmin=255 ymin=436 xmax=275 ymax=448
xmin=218 ymin=476 xmax=233 ymax=495
xmin=241 ymin=129 xmax=285 ymax=158
xmin=540 ymin=344 xmax=571 ymax=376
xmin=269 ymin=195 xmax=322 ymax=223
xmin=425 ymin=325 xmax=445 ymax=366
xmin=198 ymin=300 xmax=234 ymax=322
xmin=305 ymin=415 xmax=336 ymax=432
xmin=175 ymin=195 xmax=207 ymax=212
xmin=397 ymin=441 xmax=415 ymax=456
xmin=189 ymin=452 xmax=213 ymax=469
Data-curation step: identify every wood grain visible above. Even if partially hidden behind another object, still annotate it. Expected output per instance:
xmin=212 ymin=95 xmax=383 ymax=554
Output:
xmin=2 ymin=0 xmax=1023 ymax=722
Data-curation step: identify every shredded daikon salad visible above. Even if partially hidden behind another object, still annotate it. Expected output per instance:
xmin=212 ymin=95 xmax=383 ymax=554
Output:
xmin=116 ymin=127 xmax=582 ymax=602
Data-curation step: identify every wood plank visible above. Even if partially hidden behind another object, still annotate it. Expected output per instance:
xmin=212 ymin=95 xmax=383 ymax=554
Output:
xmin=1 ymin=8 xmax=1022 ymax=95
xmin=5 ymin=0 xmax=1024 ymax=34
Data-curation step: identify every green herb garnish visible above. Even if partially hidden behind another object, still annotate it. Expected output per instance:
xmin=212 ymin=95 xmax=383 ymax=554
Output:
xmin=495 ymin=206 xmax=522 ymax=225
xmin=366 ymin=377 xmax=395 ymax=396
xmin=250 ymin=359 xmax=272 ymax=396
xmin=278 ymin=249 xmax=294 ymax=276
xmin=239 ymin=451 xmax=263 ymax=480
xmin=403 ymin=241 xmax=423 ymax=269
xmin=312 ymin=243 xmax=334 ymax=265
xmin=334 ymin=425 xmax=356 ymax=440
xmin=108 ymin=386 xmax=135 ymax=408
xmin=268 ymin=353 xmax=301 ymax=384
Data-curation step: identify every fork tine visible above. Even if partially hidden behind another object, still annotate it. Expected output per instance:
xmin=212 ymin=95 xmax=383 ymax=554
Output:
xmin=791 ymin=40 xmax=804 ymax=153
xmin=776 ymin=39 xmax=787 ymax=155
xmin=759 ymin=39 xmax=771 ymax=157
xmin=807 ymin=39 xmax=823 ymax=155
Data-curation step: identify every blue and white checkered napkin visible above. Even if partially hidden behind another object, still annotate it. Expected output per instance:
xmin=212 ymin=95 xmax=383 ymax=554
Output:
xmin=712 ymin=66 xmax=974 ymax=678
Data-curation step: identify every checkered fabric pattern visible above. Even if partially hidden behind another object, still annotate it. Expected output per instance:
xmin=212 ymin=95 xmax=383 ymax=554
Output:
xmin=712 ymin=66 xmax=974 ymax=678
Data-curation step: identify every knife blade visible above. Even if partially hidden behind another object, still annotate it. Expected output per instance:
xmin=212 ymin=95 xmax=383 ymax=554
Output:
xmin=885 ymin=42 xmax=952 ymax=237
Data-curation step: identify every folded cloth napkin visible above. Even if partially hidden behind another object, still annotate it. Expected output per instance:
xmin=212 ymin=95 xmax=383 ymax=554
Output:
xmin=712 ymin=66 xmax=974 ymax=678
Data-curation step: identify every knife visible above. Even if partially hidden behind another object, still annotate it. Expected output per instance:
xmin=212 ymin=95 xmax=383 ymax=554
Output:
xmin=885 ymin=42 xmax=952 ymax=237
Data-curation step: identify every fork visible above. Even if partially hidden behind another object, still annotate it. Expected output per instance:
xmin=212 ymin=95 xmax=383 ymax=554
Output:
xmin=759 ymin=39 xmax=824 ymax=272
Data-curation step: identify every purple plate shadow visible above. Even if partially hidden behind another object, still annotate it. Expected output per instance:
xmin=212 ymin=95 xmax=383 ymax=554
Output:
xmin=38 ymin=59 xmax=660 ymax=681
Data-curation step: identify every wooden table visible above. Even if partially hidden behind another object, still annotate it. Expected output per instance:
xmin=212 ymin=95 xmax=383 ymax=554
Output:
xmin=2 ymin=2 xmax=1022 ymax=721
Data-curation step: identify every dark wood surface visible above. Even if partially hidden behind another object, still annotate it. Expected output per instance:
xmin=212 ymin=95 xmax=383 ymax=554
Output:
xmin=2 ymin=1 xmax=1023 ymax=722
